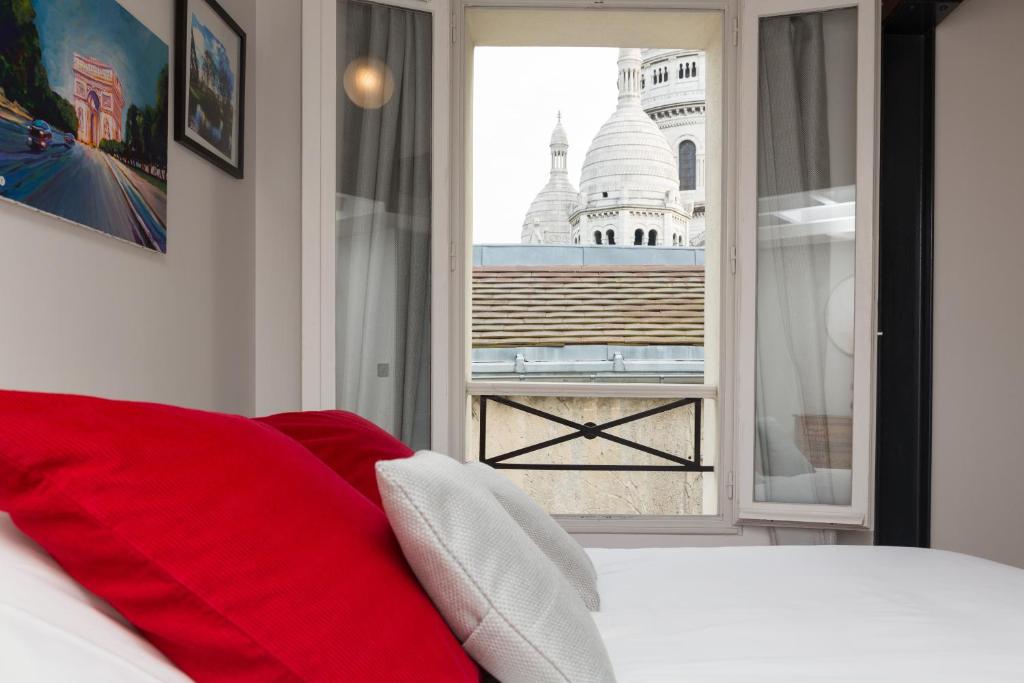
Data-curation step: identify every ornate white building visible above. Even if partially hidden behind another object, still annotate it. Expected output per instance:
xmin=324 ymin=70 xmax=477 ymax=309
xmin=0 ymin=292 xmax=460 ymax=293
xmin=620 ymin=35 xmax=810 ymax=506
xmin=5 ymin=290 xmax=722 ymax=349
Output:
xmin=520 ymin=114 xmax=579 ymax=244
xmin=521 ymin=48 xmax=706 ymax=247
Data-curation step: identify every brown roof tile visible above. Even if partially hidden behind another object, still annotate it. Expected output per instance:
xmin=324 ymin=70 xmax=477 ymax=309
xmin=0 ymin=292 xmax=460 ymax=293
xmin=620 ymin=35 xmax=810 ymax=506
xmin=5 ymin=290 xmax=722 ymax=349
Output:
xmin=472 ymin=265 xmax=705 ymax=348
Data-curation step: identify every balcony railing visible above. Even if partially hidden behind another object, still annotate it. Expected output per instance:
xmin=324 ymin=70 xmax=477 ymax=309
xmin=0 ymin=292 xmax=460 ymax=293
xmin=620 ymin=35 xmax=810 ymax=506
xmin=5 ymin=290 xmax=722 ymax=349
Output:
xmin=477 ymin=394 xmax=711 ymax=472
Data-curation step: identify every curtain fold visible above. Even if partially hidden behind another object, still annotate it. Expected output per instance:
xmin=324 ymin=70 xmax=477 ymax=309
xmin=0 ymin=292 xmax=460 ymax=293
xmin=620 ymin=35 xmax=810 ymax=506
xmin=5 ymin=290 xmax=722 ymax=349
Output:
xmin=336 ymin=1 xmax=432 ymax=449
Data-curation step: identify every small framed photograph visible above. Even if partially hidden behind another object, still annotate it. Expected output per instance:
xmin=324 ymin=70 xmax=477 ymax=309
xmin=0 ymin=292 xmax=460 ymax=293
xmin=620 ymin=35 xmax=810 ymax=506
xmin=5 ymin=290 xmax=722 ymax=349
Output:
xmin=174 ymin=0 xmax=246 ymax=178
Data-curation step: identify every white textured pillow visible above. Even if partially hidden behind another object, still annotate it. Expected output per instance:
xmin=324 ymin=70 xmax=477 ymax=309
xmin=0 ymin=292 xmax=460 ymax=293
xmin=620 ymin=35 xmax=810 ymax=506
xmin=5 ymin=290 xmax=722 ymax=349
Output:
xmin=466 ymin=462 xmax=600 ymax=611
xmin=377 ymin=451 xmax=615 ymax=683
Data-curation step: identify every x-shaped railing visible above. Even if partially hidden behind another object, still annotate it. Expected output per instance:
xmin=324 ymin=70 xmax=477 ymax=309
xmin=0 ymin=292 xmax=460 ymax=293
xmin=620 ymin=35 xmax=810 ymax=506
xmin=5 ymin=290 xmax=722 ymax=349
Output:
xmin=477 ymin=395 xmax=710 ymax=472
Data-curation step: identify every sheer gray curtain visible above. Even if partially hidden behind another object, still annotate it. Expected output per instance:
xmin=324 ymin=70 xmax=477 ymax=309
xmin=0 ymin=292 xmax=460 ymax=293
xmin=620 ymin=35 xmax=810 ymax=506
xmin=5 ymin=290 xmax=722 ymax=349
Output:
xmin=336 ymin=1 xmax=432 ymax=449
xmin=754 ymin=8 xmax=857 ymax=506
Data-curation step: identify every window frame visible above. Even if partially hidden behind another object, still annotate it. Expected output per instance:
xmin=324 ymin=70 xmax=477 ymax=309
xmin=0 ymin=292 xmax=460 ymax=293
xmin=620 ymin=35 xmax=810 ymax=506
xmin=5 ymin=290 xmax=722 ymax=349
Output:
xmin=733 ymin=0 xmax=879 ymax=528
xmin=451 ymin=0 xmax=740 ymax=534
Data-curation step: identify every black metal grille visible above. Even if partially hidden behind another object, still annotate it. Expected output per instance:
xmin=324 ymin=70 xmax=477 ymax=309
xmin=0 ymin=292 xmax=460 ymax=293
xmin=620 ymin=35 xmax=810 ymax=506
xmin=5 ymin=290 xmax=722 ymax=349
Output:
xmin=477 ymin=395 xmax=711 ymax=472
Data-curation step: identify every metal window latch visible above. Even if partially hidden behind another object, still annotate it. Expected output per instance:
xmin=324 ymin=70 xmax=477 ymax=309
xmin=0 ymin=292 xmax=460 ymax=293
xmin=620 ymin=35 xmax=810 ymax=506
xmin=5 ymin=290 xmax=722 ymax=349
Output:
xmin=726 ymin=470 xmax=735 ymax=500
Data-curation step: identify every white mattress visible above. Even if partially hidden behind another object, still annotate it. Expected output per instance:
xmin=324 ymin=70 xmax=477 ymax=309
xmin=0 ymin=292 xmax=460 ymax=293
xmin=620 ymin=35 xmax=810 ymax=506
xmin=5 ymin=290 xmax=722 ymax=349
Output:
xmin=588 ymin=545 xmax=1024 ymax=682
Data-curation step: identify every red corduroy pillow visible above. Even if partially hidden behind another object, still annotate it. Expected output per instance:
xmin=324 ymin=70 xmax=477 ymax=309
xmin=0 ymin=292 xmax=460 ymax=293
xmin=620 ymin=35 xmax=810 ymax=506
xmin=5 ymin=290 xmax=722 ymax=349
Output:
xmin=257 ymin=410 xmax=412 ymax=508
xmin=0 ymin=391 xmax=477 ymax=683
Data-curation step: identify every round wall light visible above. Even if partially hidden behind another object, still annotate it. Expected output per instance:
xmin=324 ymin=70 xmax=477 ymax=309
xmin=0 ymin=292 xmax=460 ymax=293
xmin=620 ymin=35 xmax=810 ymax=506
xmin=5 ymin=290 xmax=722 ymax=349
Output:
xmin=342 ymin=57 xmax=395 ymax=110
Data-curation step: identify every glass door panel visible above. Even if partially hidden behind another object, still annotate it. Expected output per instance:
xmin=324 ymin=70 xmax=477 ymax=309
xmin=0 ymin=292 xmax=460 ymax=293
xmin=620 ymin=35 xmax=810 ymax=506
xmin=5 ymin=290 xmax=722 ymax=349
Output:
xmin=336 ymin=0 xmax=432 ymax=449
xmin=752 ymin=6 xmax=859 ymax=506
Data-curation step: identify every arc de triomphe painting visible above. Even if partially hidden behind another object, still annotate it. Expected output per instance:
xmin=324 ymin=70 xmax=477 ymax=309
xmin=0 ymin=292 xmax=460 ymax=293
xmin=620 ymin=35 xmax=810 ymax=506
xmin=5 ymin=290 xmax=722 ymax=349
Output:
xmin=0 ymin=0 xmax=168 ymax=252
xmin=72 ymin=53 xmax=124 ymax=146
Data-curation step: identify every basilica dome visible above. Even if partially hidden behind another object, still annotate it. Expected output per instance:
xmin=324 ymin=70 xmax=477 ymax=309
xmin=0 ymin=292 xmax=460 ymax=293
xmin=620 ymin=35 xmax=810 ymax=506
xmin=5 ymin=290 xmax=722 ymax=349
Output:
xmin=579 ymin=49 xmax=680 ymax=209
xmin=521 ymin=113 xmax=580 ymax=244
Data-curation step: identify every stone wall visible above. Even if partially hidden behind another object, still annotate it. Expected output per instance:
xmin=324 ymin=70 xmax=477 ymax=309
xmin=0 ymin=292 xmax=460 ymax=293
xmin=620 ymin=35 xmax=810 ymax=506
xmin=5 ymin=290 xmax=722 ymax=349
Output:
xmin=469 ymin=395 xmax=709 ymax=515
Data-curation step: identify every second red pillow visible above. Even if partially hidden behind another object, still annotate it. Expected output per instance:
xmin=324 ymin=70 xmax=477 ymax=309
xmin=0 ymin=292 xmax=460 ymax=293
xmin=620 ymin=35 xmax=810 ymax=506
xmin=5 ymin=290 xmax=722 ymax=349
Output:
xmin=257 ymin=410 xmax=412 ymax=507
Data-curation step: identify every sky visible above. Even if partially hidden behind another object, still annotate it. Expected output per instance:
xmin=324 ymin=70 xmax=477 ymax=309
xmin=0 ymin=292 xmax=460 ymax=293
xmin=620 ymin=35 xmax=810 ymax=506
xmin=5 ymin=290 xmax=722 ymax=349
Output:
xmin=35 ymin=0 xmax=168 ymax=114
xmin=472 ymin=47 xmax=620 ymax=244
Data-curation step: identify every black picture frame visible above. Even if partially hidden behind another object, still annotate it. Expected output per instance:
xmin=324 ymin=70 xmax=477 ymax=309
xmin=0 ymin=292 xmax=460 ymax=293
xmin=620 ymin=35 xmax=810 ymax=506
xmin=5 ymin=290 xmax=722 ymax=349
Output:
xmin=174 ymin=0 xmax=246 ymax=178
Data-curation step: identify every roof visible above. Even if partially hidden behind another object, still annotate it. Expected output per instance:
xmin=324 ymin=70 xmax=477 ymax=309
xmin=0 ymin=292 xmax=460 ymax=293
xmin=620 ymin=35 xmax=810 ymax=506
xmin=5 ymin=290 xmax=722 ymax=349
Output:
xmin=473 ymin=265 xmax=705 ymax=348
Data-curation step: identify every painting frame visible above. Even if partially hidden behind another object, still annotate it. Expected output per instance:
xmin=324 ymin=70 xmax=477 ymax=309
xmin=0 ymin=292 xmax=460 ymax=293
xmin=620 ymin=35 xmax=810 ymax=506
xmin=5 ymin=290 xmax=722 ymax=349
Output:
xmin=174 ymin=0 xmax=246 ymax=179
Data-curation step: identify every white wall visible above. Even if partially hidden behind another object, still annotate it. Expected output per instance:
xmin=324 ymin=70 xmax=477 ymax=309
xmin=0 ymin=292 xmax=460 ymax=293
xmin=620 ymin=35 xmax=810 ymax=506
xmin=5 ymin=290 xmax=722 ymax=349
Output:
xmin=0 ymin=0 xmax=302 ymax=417
xmin=932 ymin=0 xmax=1024 ymax=568
xmin=253 ymin=0 xmax=302 ymax=415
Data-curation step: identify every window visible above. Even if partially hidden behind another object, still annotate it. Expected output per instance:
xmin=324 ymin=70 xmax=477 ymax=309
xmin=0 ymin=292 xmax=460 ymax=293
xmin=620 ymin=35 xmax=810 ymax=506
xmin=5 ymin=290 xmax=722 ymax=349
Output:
xmin=679 ymin=139 xmax=697 ymax=191
xmin=735 ymin=0 xmax=876 ymax=526
xmin=466 ymin=10 xmax=722 ymax=523
xmin=304 ymin=0 xmax=877 ymax=532
xmin=330 ymin=0 xmax=433 ymax=449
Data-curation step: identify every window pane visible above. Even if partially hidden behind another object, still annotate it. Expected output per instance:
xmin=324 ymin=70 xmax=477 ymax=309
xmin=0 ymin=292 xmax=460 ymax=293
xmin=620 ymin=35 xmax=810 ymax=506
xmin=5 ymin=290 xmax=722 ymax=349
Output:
xmin=753 ymin=7 xmax=857 ymax=505
xmin=469 ymin=395 xmax=714 ymax=515
xmin=336 ymin=1 xmax=432 ymax=449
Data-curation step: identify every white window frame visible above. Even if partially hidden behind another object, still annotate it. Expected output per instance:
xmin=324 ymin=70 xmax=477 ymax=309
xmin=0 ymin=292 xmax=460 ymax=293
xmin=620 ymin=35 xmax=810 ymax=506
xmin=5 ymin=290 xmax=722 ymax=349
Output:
xmin=451 ymin=0 xmax=740 ymax=534
xmin=733 ymin=0 xmax=879 ymax=528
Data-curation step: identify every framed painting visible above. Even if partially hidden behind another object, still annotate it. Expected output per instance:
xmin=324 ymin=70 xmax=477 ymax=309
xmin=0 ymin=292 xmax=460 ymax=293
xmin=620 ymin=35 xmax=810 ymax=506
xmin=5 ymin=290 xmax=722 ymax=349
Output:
xmin=174 ymin=0 xmax=245 ymax=178
xmin=0 ymin=0 xmax=169 ymax=252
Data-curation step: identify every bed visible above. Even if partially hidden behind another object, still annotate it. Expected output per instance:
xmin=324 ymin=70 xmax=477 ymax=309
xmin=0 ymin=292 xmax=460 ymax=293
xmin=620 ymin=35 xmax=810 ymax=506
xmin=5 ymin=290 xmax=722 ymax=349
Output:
xmin=590 ymin=545 xmax=1024 ymax=681
xmin=6 ymin=510 xmax=1024 ymax=682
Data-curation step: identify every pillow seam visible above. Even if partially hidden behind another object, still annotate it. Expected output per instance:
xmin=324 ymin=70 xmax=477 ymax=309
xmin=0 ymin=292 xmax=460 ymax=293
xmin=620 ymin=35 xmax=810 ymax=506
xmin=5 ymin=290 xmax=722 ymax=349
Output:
xmin=385 ymin=471 xmax=572 ymax=683
xmin=0 ymin=455 xmax=306 ymax=683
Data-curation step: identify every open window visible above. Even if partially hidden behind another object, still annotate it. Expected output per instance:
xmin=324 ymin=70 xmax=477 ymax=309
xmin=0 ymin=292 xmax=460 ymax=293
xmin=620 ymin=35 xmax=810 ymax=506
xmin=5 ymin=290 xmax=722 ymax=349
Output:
xmin=735 ymin=0 xmax=877 ymax=527
xmin=461 ymin=7 xmax=727 ymax=527
xmin=303 ymin=0 xmax=877 ymax=533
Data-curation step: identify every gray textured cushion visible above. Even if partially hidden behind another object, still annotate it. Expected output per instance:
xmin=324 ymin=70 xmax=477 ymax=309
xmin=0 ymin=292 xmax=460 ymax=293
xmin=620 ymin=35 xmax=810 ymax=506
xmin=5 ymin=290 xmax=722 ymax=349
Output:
xmin=376 ymin=451 xmax=616 ymax=683
xmin=466 ymin=462 xmax=600 ymax=611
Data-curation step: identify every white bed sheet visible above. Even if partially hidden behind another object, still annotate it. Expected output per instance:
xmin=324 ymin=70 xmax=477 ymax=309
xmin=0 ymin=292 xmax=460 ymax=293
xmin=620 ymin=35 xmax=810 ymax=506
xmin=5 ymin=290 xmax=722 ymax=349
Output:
xmin=0 ymin=513 xmax=191 ymax=683
xmin=588 ymin=545 xmax=1024 ymax=682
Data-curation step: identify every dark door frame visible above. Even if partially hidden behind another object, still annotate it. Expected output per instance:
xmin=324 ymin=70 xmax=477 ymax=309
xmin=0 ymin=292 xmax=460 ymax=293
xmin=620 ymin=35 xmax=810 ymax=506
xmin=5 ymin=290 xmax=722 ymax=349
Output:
xmin=874 ymin=0 xmax=967 ymax=547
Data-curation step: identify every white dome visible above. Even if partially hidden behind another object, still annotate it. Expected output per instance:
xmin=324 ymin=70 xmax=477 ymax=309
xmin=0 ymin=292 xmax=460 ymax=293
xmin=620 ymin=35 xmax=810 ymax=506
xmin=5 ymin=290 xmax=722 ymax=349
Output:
xmin=579 ymin=49 xmax=680 ymax=208
xmin=521 ymin=114 xmax=579 ymax=244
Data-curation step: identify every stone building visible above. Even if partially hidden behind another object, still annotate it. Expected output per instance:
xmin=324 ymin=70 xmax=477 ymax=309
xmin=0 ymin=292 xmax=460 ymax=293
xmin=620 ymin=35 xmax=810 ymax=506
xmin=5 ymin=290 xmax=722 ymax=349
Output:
xmin=521 ymin=47 xmax=707 ymax=247
xmin=520 ymin=114 xmax=579 ymax=245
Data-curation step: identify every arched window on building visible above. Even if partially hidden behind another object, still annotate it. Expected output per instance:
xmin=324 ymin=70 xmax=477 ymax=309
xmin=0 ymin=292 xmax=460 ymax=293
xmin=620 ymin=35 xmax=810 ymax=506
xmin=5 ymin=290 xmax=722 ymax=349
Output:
xmin=692 ymin=61 xmax=698 ymax=77
xmin=634 ymin=229 xmax=644 ymax=245
xmin=606 ymin=229 xmax=616 ymax=245
xmin=647 ymin=229 xmax=658 ymax=246
xmin=593 ymin=230 xmax=603 ymax=245
xmin=678 ymin=63 xmax=684 ymax=79
xmin=679 ymin=140 xmax=697 ymax=191
xmin=685 ymin=63 xmax=691 ymax=78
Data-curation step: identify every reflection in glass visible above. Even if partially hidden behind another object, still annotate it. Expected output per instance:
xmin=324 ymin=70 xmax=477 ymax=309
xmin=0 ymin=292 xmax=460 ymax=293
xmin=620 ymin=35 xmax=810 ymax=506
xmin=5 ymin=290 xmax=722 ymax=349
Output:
xmin=754 ymin=8 xmax=857 ymax=504
xmin=336 ymin=1 xmax=432 ymax=449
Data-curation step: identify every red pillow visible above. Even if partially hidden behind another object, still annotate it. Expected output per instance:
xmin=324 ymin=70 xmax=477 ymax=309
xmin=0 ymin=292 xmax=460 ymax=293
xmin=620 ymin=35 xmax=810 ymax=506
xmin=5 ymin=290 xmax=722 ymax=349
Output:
xmin=257 ymin=410 xmax=412 ymax=507
xmin=0 ymin=391 xmax=477 ymax=683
